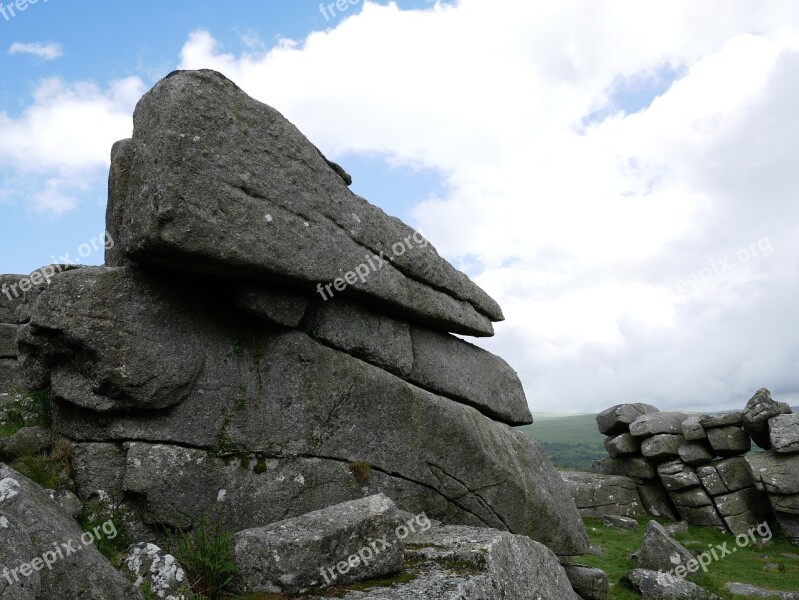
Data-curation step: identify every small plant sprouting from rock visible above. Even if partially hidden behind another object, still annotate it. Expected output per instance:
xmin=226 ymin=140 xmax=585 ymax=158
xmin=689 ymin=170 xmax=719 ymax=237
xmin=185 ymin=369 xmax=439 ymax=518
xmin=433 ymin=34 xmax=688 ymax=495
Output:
xmin=236 ymin=385 xmax=247 ymax=411
xmin=349 ymin=460 xmax=372 ymax=484
xmin=212 ymin=416 xmax=236 ymax=457
xmin=170 ymin=516 xmax=236 ymax=600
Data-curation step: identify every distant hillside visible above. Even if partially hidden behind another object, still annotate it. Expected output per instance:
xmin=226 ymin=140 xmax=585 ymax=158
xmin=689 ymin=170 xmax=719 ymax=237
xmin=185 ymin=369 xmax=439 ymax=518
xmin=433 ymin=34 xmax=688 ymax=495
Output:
xmin=517 ymin=413 xmax=605 ymax=471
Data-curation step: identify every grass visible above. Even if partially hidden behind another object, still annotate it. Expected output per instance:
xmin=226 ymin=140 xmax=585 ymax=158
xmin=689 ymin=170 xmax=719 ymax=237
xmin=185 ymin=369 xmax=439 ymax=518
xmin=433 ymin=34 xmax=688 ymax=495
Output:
xmin=0 ymin=388 xmax=52 ymax=437
xmin=517 ymin=413 xmax=606 ymax=470
xmin=171 ymin=516 xmax=237 ymax=600
xmin=80 ymin=497 xmax=133 ymax=565
xmin=578 ymin=517 xmax=799 ymax=599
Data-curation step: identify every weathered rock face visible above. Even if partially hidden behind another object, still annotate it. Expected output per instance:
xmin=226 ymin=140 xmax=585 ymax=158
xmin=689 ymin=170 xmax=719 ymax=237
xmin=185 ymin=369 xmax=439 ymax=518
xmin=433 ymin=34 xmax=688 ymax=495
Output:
xmin=604 ymin=433 xmax=640 ymax=458
xmin=20 ymin=266 xmax=586 ymax=555
xmin=742 ymin=388 xmax=792 ymax=450
xmin=0 ymin=278 xmax=24 ymax=392
xmin=561 ymin=564 xmax=609 ymax=600
xmin=0 ymin=275 xmax=26 ymax=323
xmin=635 ymin=520 xmax=694 ymax=573
xmin=559 ymin=471 xmax=646 ymax=519
xmin=230 ymin=494 xmax=404 ymax=594
xmin=769 ymin=414 xmax=799 ymax=454
xmin=304 ymin=525 xmax=582 ymax=600
xmin=747 ymin=451 xmax=799 ymax=544
xmin=592 ymin=457 xmax=657 ymax=480
xmin=0 ymin=464 xmax=143 ymax=600
xmin=121 ymin=543 xmax=186 ymax=600
xmin=641 ymin=434 xmax=684 ymax=462
xmin=706 ymin=426 xmax=751 ymax=457
xmin=107 ymin=69 xmax=500 ymax=337
xmin=624 ymin=569 xmax=720 ymax=600
xmin=630 ymin=412 xmax=687 ymax=437
xmin=724 ymin=582 xmax=799 ymax=599
xmin=678 ymin=441 xmax=713 ymax=467
xmin=681 ymin=416 xmax=706 ymax=441
xmin=596 ymin=403 xmax=659 ymax=436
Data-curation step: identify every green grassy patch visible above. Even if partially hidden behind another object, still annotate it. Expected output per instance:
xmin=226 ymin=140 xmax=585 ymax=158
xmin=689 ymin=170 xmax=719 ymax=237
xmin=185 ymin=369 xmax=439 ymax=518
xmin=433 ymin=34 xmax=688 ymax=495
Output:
xmin=516 ymin=413 xmax=606 ymax=470
xmin=578 ymin=517 xmax=799 ymax=599
xmin=0 ymin=389 xmax=52 ymax=437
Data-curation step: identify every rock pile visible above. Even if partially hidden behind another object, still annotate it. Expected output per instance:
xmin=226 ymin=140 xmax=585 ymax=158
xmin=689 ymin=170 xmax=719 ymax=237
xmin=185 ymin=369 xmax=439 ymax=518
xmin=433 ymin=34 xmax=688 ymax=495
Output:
xmin=583 ymin=390 xmax=797 ymax=542
xmin=1 ymin=68 xmax=590 ymax=598
xmin=746 ymin=413 xmax=799 ymax=545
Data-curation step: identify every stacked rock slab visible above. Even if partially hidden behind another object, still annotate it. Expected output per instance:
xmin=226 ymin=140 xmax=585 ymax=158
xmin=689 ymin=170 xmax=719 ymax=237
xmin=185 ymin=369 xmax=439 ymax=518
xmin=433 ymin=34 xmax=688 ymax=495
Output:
xmin=746 ymin=410 xmax=799 ymax=544
xmin=658 ymin=457 xmax=770 ymax=534
xmin=559 ymin=471 xmax=646 ymax=519
xmin=591 ymin=404 xmax=679 ymax=520
xmin=14 ymin=70 xmax=588 ymax=558
xmin=0 ymin=275 xmax=25 ymax=391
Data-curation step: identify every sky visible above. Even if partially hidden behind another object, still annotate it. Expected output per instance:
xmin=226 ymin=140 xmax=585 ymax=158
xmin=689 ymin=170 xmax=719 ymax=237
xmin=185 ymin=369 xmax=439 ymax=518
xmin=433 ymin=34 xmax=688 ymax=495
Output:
xmin=1 ymin=1 xmax=799 ymax=414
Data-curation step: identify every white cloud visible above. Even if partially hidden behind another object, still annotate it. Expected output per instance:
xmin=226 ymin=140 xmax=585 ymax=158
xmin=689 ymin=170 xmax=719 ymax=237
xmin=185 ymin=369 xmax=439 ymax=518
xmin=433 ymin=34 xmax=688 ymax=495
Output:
xmin=174 ymin=0 xmax=799 ymax=412
xmin=0 ymin=76 xmax=145 ymax=214
xmin=8 ymin=42 xmax=63 ymax=60
xmin=5 ymin=0 xmax=799 ymax=412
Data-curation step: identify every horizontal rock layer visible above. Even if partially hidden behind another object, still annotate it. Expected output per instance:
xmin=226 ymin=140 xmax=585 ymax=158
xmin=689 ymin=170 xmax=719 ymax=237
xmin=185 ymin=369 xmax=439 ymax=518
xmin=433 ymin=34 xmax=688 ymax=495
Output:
xmin=107 ymin=69 xmax=501 ymax=336
xmin=22 ymin=267 xmax=584 ymax=555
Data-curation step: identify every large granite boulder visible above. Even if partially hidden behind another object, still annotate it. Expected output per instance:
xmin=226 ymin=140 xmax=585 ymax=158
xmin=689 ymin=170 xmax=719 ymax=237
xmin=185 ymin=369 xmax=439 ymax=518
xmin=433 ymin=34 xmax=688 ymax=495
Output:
xmin=603 ymin=433 xmax=640 ymax=458
xmin=230 ymin=494 xmax=404 ymax=594
xmin=406 ymin=326 xmax=531 ymax=425
xmin=592 ymin=456 xmax=657 ymax=480
xmin=746 ymin=451 xmax=799 ymax=544
xmin=678 ymin=441 xmax=713 ymax=467
xmin=624 ymin=569 xmax=719 ymax=599
xmin=742 ymin=388 xmax=792 ymax=450
xmin=561 ymin=564 xmax=609 ymax=600
xmin=0 ymin=360 xmax=23 ymax=393
xmin=596 ymin=404 xmax=659 ymax=436
xmin=641 ymin=434 xmax=684 ymax=462
xmin=699 ymin=411 xmax=742 ymax=428
xmin=681 ymin=416 xmax=707 ymax=441
xmin=0 ymin=464 xmax=143 ymax=600
xmin=106 ymin=69 xmax=500 ymax=337
xmin=706 ymin=426 xmax=750 ymax=457
xmin=635 ymin=521 xmax=695 ymax=573
xmin=20 ymin=266 xmax=587 ymax=555
xmin=630 ymin=412 xmax=687 ymax=437
xmin=658 ymin=461 xmax=700 ymax=492
xmin=560 ymin=471 xmax=645 ymax=518
xmin=0 ymin=275 xmax=25 ymax=323
xmin=769 ymin=413 xmax=799 ymax=454
xmin=0 ymin=323 xmax=16 ymax=358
